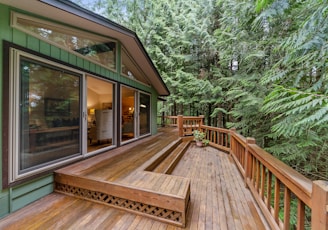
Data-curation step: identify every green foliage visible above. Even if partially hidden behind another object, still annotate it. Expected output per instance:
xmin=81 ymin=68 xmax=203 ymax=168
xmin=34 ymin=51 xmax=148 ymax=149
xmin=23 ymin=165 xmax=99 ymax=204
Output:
xmin=73 ymin=0 xmax=328 ymax=180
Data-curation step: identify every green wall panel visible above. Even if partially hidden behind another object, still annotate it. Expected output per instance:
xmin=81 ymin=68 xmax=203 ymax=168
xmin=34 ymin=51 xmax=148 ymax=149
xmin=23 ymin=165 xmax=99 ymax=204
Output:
xmin=0 ymin=190 xmax=9 ymax=218
xmin=83 ymin=59 xmax=90 ymax=70
xmin=11 ymin=175 xmax=53 ymax=198
xmin=68 ymin=52 xmax=77 ymax=66
xmin=40 ymin=41 xmax=51 ymax=56
xmin=89 ymin=62 xmax=96 ymax=73
xmin=50 ymin=45 xmax=60 ymax=59
xmin=12 ymin=29 xmax=27 ymax=47
xmin=27 ymin=35 xmax=39 ymax=51
xmin=60 ymin=49 xmax=69 ymax=63
xmin=0 ymin=5 xmax=12 ymax=42
xmin=76 ymin=57 xmax=84 ymax=69
xmin=12 ymin=183 xmax=53 ymax=212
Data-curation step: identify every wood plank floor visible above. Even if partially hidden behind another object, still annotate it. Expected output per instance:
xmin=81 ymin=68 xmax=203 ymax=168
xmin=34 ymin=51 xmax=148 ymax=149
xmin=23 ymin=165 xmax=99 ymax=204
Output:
xmin=0 ymin=128 xmax=269 ymax=230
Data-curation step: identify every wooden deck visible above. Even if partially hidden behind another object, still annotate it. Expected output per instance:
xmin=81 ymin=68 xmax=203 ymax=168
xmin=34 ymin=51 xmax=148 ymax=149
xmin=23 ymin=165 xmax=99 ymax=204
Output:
xmin=0 ymin=128 xmax=269 ymax=229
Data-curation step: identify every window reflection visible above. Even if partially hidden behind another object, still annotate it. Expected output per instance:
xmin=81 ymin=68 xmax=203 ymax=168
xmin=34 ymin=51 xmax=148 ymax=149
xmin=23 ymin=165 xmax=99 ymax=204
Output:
xmin=122 ymin=87 xmax=135 ymax=141
xmin=20 ymin=57 xmax=81 ymax=172
xmin=139 ymin=93 xmax=150 ymax=135
xmin=15 ymin=15 xmax=116 ymax=70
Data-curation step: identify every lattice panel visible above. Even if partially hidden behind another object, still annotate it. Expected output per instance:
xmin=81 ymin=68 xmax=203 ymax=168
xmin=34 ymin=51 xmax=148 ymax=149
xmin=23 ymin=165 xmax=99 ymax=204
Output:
xmin=55 ymin=183 xmax=183 ymax=225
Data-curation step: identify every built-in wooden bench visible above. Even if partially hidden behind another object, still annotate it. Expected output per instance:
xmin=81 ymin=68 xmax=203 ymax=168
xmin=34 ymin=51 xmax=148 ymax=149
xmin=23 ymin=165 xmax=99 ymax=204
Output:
xmin=54 ymin=134 xmax=191 ymax=227
xmin=145 ymin=139 xmax=190 ymax=174
xmin=55 ymin=172 xmax=190 ymax=227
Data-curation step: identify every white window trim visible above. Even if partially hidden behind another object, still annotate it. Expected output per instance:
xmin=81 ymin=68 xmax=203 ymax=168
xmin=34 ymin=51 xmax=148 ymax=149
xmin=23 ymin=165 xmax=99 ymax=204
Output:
xmin=11 ymin=11 xmax=118 ymax=73
xmin=9 ymin=48 xmax=85 ymax=183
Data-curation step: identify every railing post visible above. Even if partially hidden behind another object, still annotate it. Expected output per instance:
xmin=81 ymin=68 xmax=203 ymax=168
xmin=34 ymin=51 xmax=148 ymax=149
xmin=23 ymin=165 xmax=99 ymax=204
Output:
xmin=199 ymin=115 xmax=204 ymax=128
xmin=311 ymin=180 xmax=328 ymax=229
xmin=161 ymin=112 xmax=165 ymax=127
xmin=229 ymin=128 xmax=236 ymax=156
xmin=245 ymin=137 xmax=256 ymax=188
xmin=177 ymin=115 xmax=183 ymax=137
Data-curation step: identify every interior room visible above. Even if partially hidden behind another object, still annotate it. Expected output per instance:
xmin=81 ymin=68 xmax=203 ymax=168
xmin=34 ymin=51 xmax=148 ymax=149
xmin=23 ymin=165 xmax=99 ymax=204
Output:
xmin=87 ymin=76 xmax=114 ymax=152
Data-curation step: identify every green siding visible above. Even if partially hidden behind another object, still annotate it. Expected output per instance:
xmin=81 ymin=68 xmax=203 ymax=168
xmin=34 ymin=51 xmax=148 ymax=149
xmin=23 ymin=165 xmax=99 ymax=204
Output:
xmin=76 ymin=56 xmax=84 ymax=69
xmin=11 ymin=175 xmax=53 ymax=212
xmin=27 ymin=35 xmax=39 ymax=51
xmin=69 ymin=52 xmax=77 ymax=66
xmin=0 ymin=3 xmax=160 ymax=219
xmin=60 ymin=49 xmax=69 ymax=63
xmin=0 ymin=191 xmax=9 ymax=217
xmin=40 ymin=40 xmax=51 ymax=56
xmin=50 ymin=45 xmax=61 ymax=59
xmin=12 ymin=29 xmax=26 ymax=47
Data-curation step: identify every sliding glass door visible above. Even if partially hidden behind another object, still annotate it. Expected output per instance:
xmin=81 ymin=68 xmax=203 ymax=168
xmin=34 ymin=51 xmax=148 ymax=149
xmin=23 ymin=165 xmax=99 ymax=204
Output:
xmin=86 ymin=76 xmax=115 ymax=153
xmin=121 ymin=87 xmax=136 ymax=141
xmin=121 ymin=86 xmax=151 ymax=142
xmin=139 ymin=93 xmax=151 ymax=136
xmin=10 ymin=50 xmax=82 ymax=181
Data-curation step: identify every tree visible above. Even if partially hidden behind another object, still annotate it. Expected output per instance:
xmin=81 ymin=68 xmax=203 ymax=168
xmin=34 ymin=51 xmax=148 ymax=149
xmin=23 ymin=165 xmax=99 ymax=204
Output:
xmin=72 ymin=0 xmax=328 ymax=180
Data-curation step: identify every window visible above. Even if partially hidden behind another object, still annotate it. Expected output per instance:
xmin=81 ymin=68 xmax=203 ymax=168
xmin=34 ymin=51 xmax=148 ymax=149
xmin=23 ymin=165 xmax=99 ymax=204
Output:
xmin=139 ymin=93 xmax=151 ymax=136
xmin=12 ymin=12 xmax=116 ymax=71
xmin=9 ymin=49 xmax=82 ymax=181
xmin=121 ymin=48 xmax=150 ymax=85
xmin=121 ymin=86 xmax=136 ymax=141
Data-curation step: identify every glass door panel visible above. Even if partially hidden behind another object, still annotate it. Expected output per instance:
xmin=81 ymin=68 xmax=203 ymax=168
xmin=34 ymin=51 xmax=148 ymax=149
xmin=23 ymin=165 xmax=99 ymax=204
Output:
xmin=19 ymin=57 xmax=81 ymax=173
xmin=121 ymin=87 xmax=135 ymax=141
xmin=87 ymin=76 xmax=114 ymax=153
xmin=139 ymin=93 xmax=150 ymax=136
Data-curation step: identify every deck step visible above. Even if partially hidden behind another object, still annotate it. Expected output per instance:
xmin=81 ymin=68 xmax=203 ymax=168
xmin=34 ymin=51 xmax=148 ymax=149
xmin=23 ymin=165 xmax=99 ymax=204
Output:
xmin=152 ymin=140 xmax=190 ymax=174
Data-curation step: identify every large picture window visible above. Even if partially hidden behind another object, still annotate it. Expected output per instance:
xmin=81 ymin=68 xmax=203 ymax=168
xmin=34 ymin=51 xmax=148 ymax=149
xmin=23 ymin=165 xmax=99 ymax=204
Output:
xmin=10 ymin=49 xmax=82 ymax=181
xmin=12 ymin=12 xmax=116 ymax=71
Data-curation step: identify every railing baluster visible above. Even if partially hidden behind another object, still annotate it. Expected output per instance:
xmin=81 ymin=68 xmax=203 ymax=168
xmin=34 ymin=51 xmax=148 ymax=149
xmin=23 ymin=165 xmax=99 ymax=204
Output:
xmin=283 ymin=187 xmax=291 ymax=230
xmin=252 ymin=157 xmax=256 ymax=186
xmin=274 ymin=177 xmax=281 ymax=223
xmin=267 ymin=171 xmax=272 ymax=211
xmin=260 ymin=165 xmax=265 ymax=200
xmin=256 ymin=160 xmax=261 ymax=192
xmin=297 ymin=200 xmax=305 ymax=230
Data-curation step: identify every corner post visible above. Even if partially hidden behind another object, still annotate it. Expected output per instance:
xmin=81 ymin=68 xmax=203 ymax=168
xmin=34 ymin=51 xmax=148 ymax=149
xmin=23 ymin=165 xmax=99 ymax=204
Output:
xmin=229 ymin=128 xmax=236 ymax=156
xmin=245 ymin=137 xmax=256 ymax=187
xmin=199 ymin=115 xmax=204 ymax=128
xmin=178 ymin=115 xmax=183 ymax=137
xmin=311 ymin=180 xmax=328 ymax=229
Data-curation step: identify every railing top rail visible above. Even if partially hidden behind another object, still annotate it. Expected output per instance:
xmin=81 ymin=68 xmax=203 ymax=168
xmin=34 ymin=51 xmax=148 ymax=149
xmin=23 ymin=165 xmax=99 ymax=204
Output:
xmin=248 ymin=143 xmax=312 ymax=207
xmin=200 ymin=125 xmax=230 ymax=133
xmin=182 ymin=116 xmax=203 ymax=120
xmin=230 ymin=130 xmax=247 ymax=148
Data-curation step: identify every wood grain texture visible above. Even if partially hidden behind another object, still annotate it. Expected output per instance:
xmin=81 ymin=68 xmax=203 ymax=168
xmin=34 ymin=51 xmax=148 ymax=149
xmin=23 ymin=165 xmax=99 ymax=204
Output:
xmin=0 ymin=128 xmax=269 ymax=229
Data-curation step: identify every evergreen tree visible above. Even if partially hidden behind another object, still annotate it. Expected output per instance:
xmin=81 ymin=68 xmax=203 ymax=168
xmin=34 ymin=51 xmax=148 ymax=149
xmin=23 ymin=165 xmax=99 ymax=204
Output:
xmin=72 ymin=0 xmax=328 ymax=180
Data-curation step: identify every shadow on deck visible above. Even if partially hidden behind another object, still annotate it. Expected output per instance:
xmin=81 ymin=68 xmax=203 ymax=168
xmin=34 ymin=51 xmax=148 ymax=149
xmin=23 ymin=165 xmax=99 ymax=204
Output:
xmin=0 ymin=128 xmax=269 ymax=229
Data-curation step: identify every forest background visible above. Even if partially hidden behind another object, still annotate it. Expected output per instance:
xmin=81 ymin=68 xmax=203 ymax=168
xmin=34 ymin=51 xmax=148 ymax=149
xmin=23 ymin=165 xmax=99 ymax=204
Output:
xmin=73 ymin=0 xmax=328 ymax=181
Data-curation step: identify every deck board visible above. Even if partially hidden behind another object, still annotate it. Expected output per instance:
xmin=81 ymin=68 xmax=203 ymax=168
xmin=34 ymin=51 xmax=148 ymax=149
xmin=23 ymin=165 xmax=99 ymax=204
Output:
xmin=0 ymin=128 xmax=269 ymax=230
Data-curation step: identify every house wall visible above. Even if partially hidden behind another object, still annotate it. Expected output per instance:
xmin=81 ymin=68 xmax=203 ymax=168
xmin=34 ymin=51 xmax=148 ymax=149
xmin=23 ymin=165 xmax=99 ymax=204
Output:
xmin=0 ymin=3 xmax=159 ymax=218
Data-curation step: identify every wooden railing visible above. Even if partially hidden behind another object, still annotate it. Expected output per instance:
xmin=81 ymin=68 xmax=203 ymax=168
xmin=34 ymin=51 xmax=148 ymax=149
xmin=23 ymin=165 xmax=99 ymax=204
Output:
xmin=175 ymin=115 xmax=328 ymax=229
xmin=177 ymin=115 xmax=204 ymax=137
xmin=199 ymin=125 xmax=230 ymax=153
xmin=163 ymin=116 xmax=179 ymax=127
